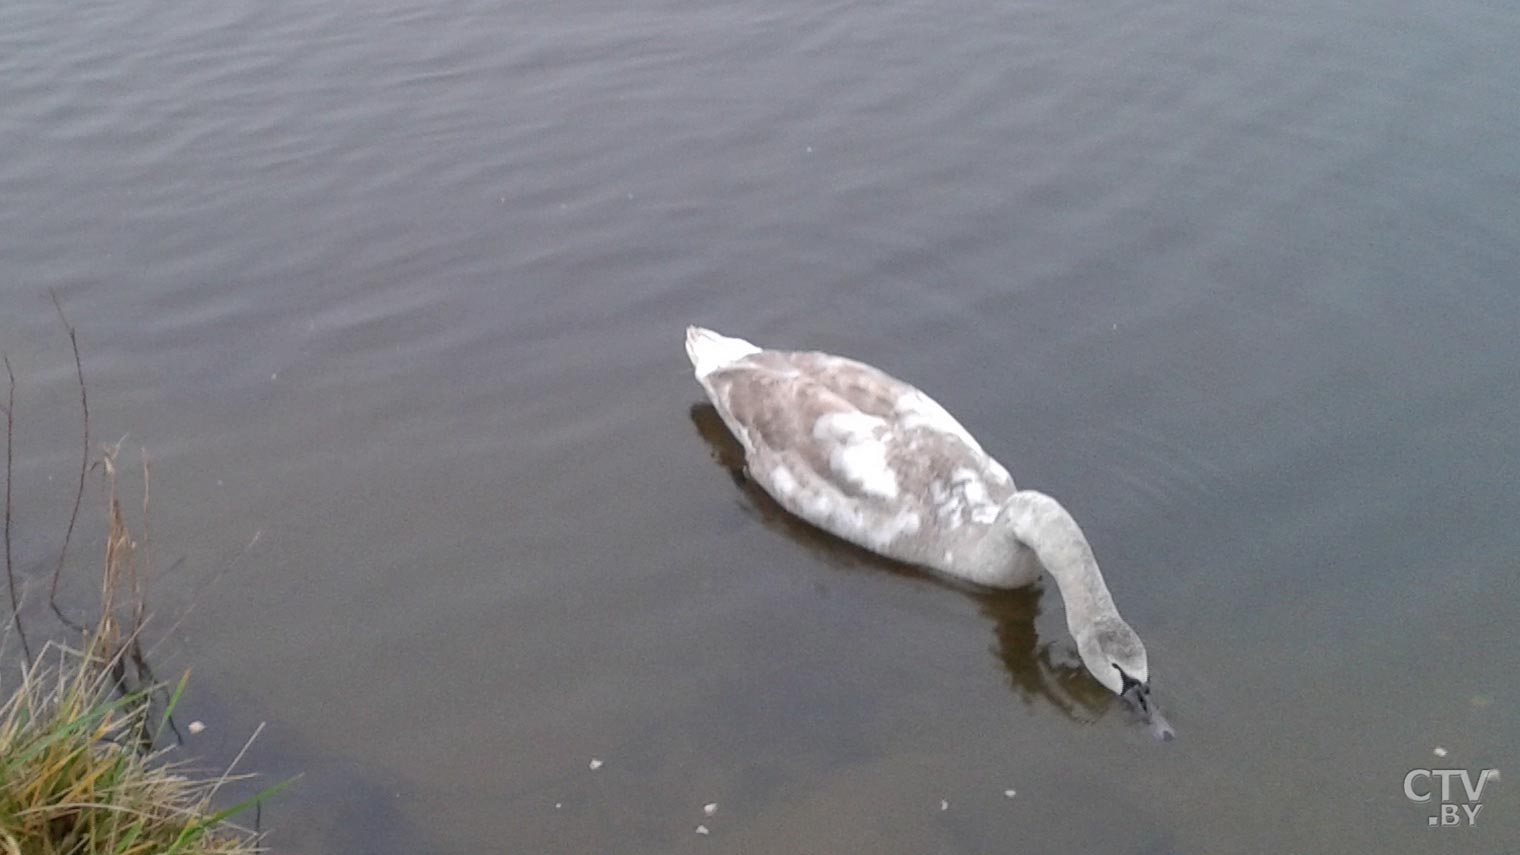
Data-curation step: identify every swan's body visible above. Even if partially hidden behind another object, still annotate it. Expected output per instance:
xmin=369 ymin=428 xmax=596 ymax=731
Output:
xmin=685 ymin=326 xmax=1172 ymax=738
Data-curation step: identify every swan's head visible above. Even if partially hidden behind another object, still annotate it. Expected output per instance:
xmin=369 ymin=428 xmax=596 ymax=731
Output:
xmin=1076 ymin=617 xmax=1175 ymax=740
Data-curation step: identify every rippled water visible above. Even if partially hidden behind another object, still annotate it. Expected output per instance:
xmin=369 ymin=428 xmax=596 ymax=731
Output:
xmin=2 ymin=0 xmax=1517 ymax=851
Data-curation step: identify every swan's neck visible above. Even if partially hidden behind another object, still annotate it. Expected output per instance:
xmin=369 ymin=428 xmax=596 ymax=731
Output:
xmin=1001 ymin=490 xmax=1120 ymax=637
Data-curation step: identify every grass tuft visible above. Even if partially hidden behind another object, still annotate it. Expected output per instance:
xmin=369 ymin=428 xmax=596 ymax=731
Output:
xmin=0 ymin=643 xmax=270 ymax=855
xmin=2 ymin=358 xmax=280 ymax=855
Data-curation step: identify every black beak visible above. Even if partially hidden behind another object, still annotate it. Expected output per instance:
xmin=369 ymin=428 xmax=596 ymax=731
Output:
xmin=1118 ymin=673 xmax=1175 ymax=742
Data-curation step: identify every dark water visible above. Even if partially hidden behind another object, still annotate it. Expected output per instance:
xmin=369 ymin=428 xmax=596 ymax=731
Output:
xmin=2 ymin=0 xmax=1517 ymax=852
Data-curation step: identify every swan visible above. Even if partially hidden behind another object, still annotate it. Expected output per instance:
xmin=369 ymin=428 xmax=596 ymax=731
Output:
xmin=684 ymin=326 xmax=1173 ymax=739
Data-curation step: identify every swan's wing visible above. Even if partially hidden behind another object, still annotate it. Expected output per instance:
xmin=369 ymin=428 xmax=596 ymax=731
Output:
xmin=700 ymin=359 xmax=928 ymax=554
xmin=703 ymin=358 xmax=876 ymax=498
xmin=764 ymin=350 xmax=988 ymax=454
xmin=702 ymin=351 xmax=1009 ymax=503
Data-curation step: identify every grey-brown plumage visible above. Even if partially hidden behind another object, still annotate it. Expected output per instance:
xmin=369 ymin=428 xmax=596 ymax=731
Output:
xmin=687 ymin=328 xmax=1040 ymax=586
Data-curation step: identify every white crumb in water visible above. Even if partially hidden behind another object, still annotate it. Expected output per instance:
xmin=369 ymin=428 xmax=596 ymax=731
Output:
xmin=1433 ymin=747 xmax=1448 ymax=757
xmin=554 ymin=803 xmax=562 ymax=810
xmin=187 ymin=721 xmax=205 ymax=734
xmin=703 ymin=803 xmax=718 ymax=816
xmin=588 ymin=758 xmax=603 ymax=770
xmin=695 ymin=825 xmax=710 ymax=835
xmin=939 ymin=799 xmax=949 ymax=811
xmin=1004 ymin=789 xmax=1017 ymax=798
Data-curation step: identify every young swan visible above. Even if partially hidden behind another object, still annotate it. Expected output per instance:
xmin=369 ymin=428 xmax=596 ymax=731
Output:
xmin=1003 ymin=491 xmax=1174 ymax=740
xmin=684 ymin=326 xmax=1174 ymax=739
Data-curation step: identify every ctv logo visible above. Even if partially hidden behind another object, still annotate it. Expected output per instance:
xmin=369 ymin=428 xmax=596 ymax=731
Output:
xmin=1403 ymin=768 xmax=1499 ymax=827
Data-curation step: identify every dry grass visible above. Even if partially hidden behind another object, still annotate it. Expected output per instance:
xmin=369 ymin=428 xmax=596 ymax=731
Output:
xmin=2 ymin=315 xmax=282 ymax=855
xmin=0 ymin=646 xmax=273 ymax=855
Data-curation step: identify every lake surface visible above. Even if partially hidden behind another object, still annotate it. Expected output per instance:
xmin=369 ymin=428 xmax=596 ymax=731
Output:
xmin=2 ymin=0 xmax=1517 ymax=851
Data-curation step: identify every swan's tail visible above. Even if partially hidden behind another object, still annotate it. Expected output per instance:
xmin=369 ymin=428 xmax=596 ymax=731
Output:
xmin=685 ymin=326 xmax=761 ymax=379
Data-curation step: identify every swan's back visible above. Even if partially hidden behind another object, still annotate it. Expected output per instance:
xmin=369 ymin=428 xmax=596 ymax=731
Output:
xmin=686 ymin=327 xmax=986 ymax=454
xmin=685 ymin=327 xmax=1025 ymax=582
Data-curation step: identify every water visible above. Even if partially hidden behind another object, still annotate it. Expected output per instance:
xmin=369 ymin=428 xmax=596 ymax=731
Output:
xmin=2 ymin=0 xmax=1517 ymax=851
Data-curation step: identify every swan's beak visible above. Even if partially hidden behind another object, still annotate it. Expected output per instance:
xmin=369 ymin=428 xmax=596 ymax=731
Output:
xmin=1121 ymin=682 xmax=1176 ymax=742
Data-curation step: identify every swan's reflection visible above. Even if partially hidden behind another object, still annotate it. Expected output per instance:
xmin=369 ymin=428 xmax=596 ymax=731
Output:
xmin=689 ymin=403 xmax=1114 ymax=723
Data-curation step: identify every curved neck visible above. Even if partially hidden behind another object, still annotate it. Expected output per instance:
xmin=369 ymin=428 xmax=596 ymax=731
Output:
xmin=1001 ymin=490 xmax=1120 ymax=637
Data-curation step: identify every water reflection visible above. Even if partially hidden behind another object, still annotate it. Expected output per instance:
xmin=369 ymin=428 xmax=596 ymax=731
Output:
xmin=688 ymin=404 xmax=1115 ymax=724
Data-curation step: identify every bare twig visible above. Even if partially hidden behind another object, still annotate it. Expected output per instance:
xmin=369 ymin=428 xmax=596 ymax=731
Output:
xmin=3 ymin=356 xmax=14 ymax=610
xmin=98 ymin=452 xmax=125 ymax=649
xmin=5 ymin=322 xmax=205 ymax=766
xmin=47 ymin=289 xmax=88 ymax=631
xmin=155 ymin=529 xmax=262 ymax=630
xmin=211 ymin=721 xmax=266 ymax=800
xmin=122 ymin=448 xmax=159 ymax=715
xmin=84 ymin=444 xmax=180 ymax=747
xmin=135 ymin=449 xmax=150 ymax=632
xmin=4 ymin=353 xmax=31 ymax=660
